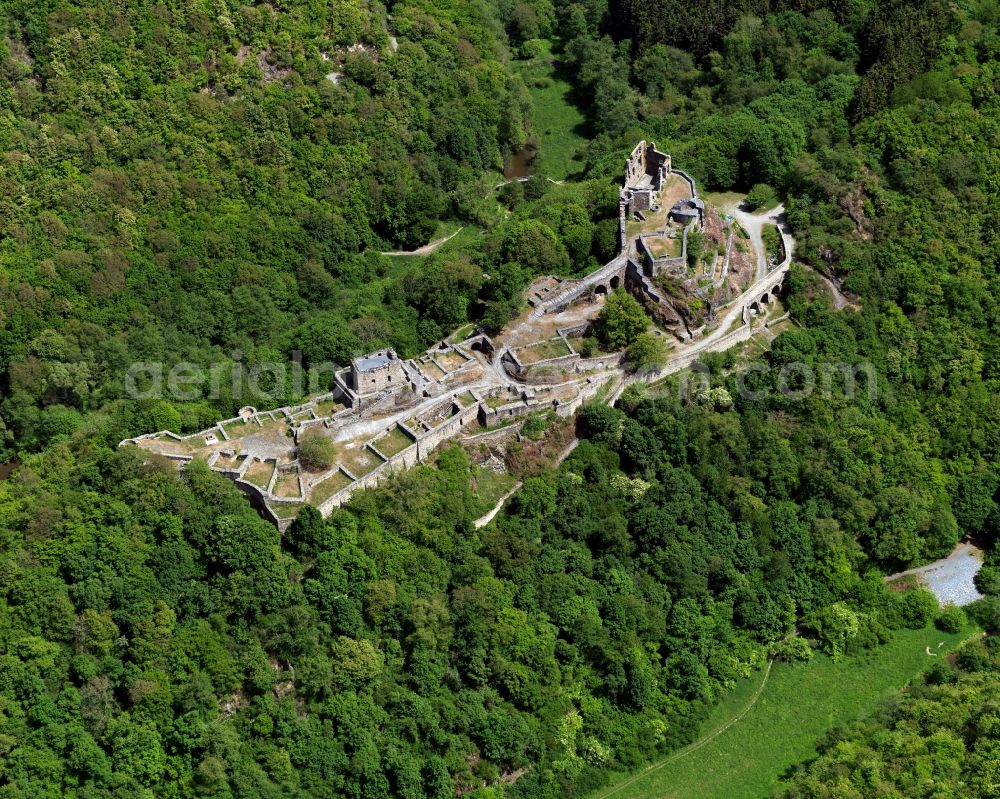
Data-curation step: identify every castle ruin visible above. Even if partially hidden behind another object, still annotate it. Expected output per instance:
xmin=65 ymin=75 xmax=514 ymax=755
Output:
xmin=123 ymin=142 xmax=793 ymax=530
xmin=620 ymin=140 xmax=671 ymax=216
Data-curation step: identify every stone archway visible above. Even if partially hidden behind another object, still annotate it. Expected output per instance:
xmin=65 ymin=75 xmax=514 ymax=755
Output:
xmin=759 ymin=292 xmax=770 ymax=305
xmin=594 ymin=284 xmax=608 ymax=296
xmin=610 ymin=275 xmax=621 ymax=290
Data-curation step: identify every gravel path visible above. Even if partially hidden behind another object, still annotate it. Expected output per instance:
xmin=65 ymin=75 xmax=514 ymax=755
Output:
xmin=380 ymin=227 xmax=464 ymax=256
xmin=886 ymin=542 xmax=984 ymax=606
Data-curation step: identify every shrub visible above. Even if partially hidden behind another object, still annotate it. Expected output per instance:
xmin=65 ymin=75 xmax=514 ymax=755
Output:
xmin=771 ymin=635 xmax=814 ymax=663
xmin=745 ymin=183 xmax=776 ymax=210
xmin=761 ymin=224 xmax=782 ymax=261
xmin=957 ymin=644 xmax=991 ymax=673
xmin=966 ymin=596 xmax=1000 ymax=632
xmin=625 ymin=332 xmax=667 ymax=372
xmin=519 ymin=39 xmax=546 ymax=59
xmin=935 ymin=604 xmax=966 ymax=633
xmin=896 ymin=589 xmax=939 ymax=629
xmin=975 ymin=565 xmax=1000 ymax=595
xmin=498 ymin=180 xmax=523 ymax=209
xmin=923 ymin=661 xmax=957 ymax=685
xmin=521 ymin=413 xmax=551 ymax=440
xmin=298 ymin=431 xmax=337 ymax=472
xmin=595 ymin=289 xmax=649 ymax=349
xmin=523 ymin=174 xmax=548 ymax=201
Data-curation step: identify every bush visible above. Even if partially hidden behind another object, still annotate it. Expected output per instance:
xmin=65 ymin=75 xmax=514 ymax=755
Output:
xmin=957 ymin=644 xmax=991 ymax=673
xmin=298 ymin=431 xmax=337 ymax=472
xmin=761 ymin=224 xmax=782 ymax=261
xmin=523 ymin=174 xmax=548 ymax=201
xmin=745 ymin=183 xmax=776 ymax=210
xmin=935 ymin=605 xmax=966 ymax=633
xmin=974 ymin=565 xmax=1000 ymax=595
xmin=896 ymin=589 xmax=939 ymax=629
xmin=521 ymin=413 xmax=551 ymax=440
xmin=498 ymin=180 xmax=523 ymax=209
xmin=966 ymin=596 xmax=1000 ymax=632
xmin=923 ymin=661 xmax=957 ymax=685
xmin=771 ymin=635 xmax=814 ymax=663
xmin=625 ymin=332 xmax=667 ymax=372
xmin=595 ymin=289 xmax=649 ymax=349
xmin=519 ymin=39 xmax=546 ymax=59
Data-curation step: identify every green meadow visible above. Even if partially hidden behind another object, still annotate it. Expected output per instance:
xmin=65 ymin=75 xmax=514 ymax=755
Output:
xmin=515 ymin=41 xmax=588 ymax=181
xmin=594 ymin=624 xmax=977 ymax=799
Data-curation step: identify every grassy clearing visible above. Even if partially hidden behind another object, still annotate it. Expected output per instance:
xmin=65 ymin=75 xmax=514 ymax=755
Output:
xmin=448 ymin=323 xmax=477 ymax=343
xmin=645 ymin=236 xmax=682 ymax=258
xmin=271 ymin=503 xmax=304 ymax=520
xmin=486 ymin=392 xmax=518 ymax=410
xmin=313 ymin=399 xmax=345 ymax=417
xmin=213 ymin=454 xmax=243 ymax=470
xmin=593 ymin=625 xmax=976 ymax=799
xmin=373 ymin=426 xmax=415 ymax=457
xmin=519 ymin=337 xmax=573 ymax=363
xmin=384 ymin=223 xmax=482 ymax=267
xmin=420 ymin=359 xmax=447 ymax=381
xmin=309 ymin=469 xmax=353 ymax=505
xmin=467 ymin=468 xmax=518 ymax=517
xmin=702 ymin=191 xmax=747 ymax=216
xmin=273 ymin=470 xmax=302 ymax=498
xmin=338 ymin=444 xmax=384 ymax=476
xmin=222 ymin=418 xmax=287 ymax=440
xmin=242 ymin=460 xmax=274 ymax=489
xmin=515 ymin=41 xmax=587 ymax=181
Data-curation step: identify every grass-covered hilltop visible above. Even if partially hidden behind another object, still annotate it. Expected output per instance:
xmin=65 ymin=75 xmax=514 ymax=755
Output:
xmin=1 ymin=1 xmax=999 ymax=798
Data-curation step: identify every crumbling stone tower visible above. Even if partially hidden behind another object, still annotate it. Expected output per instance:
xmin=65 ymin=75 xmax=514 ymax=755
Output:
xmin=351 ymin=350 xmax=404 ymax=398
xmin=620 ymin=141 xmax=671 ymax=215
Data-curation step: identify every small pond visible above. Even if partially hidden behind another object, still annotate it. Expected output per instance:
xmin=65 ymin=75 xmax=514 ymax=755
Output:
xmin=503 ymin=144 xmax=537 ymax=179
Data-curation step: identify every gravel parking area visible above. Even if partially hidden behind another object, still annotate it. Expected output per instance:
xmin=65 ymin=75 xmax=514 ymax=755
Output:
xmin=887 ymin=542 xmax=984 ymax=606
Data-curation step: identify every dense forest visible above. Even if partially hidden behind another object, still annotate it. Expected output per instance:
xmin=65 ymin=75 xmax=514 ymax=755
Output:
xmin=1 ymin=0 xmax=1000 ymax=797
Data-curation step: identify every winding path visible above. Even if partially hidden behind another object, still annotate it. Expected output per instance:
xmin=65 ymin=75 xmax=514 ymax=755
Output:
xmin=731 ymin=203 xmax=788 ymax=281
xmin=816 ymin=272 xmax=857 ymax=311
xmin=474 ymin=482 xmax=523 ymax=528
xmin=593 ymin=660 xmax=775 ymax=799
xmin=379 ymin=227 xmax=464 ymax=256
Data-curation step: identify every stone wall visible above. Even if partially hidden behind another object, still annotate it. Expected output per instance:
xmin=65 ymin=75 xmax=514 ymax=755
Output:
xmin=624 ymin=141 xmax=647 ymax=186
xmin=461 ymin=421 xmax=525 ymax=446
xmin=416 ymin=402 xmax=480 ymax=459
xmin=672 ymin=168 xmax=698 ymax=199
xmin=518 ymin=352 xmax=582 ymax=383
xmin=478 ymin=397 xmax=550 ymax=428
xmin=632 ymin=323 xmax=756 ymax=386
xmin=315 ymin=393 xmax=481 ymax=514
xmin=637 ymin=231 xmax=686 ymax=275
xmin=630 ymin=188 xmax=653 ymax=212
xmin=618 ymin=197 xmax=628 ymax=250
